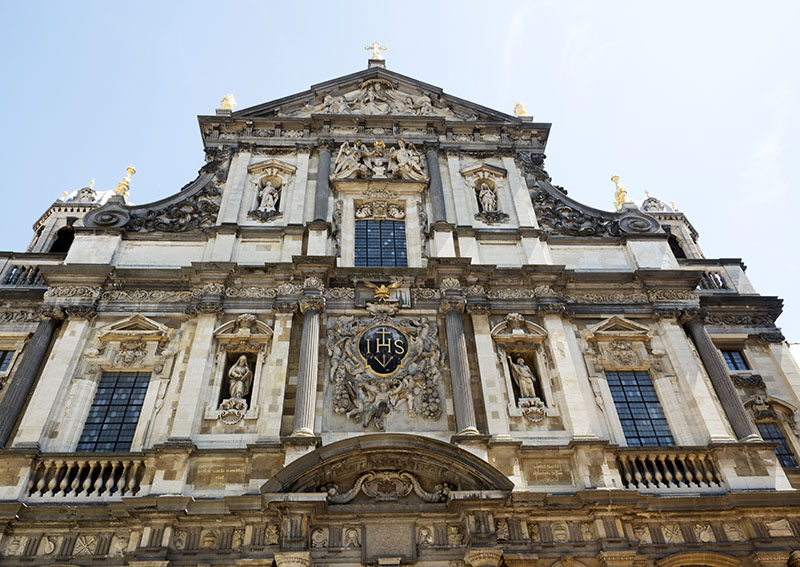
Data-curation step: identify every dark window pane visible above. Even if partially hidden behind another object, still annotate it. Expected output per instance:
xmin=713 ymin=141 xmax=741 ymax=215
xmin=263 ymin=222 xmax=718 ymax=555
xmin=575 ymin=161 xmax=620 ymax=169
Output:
xmin=77 ymin=372 xmax=150 ymax=452
xmin=606 ymin=370 xmax=674 ymax=446
xmin=721 ymin=350 xmax=749 ymax=371
xmin=757 ymin=422 xmax=799 ymax=467
xmin=0 ymin=350 xmax=14 ymax=372
xmin=354 ymin=219 xmax=408 ymax=268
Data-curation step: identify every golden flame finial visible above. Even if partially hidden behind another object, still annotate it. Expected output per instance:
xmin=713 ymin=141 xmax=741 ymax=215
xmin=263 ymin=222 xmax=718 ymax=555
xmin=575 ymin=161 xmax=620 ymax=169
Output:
xmin=611 ymin=175 xmax=628 ymax=210
xmin=89 ymin=178 xmax=95 ymax=189
xmin=114 ymin=166 xmax=136 ymax=200
xmin=514 ymin=102 xmax=529 ymax=117
xmin=365 ymin=41 xmax=388 ymax=60
xmin=220 ymin=93 xmax=236 ymax=110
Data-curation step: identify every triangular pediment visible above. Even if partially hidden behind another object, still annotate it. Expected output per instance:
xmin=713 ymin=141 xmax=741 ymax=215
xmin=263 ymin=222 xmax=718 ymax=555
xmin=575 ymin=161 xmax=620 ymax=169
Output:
xmin=586 ymin=316 xmax=651 ymax=340
xmin=97 ymin=314 xmax=171 ymax=343
xmin=234 ymin=67 xmax=520 ymax=123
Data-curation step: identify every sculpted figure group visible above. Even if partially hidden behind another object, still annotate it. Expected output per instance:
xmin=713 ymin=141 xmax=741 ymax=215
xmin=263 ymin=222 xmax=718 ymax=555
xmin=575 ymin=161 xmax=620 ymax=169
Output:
xmin=333 ymin=139 xmax=426 ymax=181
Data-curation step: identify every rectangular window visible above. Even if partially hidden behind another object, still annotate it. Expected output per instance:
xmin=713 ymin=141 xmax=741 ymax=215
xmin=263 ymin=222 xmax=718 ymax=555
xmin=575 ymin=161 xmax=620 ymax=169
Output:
xmin=606 ymin=370 xmax=674 ymax=447
xmin=721 ymin=349 xmax=749 ymax=371
xmin=354 ymin=220 xmax=407 ymax=268
xmin=757 ymin=422 xmax=798 ymax=467
xmin=76 ymin=372 xmax=150 ymax=452
xmin=0 ymin=350 xmax=13 ymax=372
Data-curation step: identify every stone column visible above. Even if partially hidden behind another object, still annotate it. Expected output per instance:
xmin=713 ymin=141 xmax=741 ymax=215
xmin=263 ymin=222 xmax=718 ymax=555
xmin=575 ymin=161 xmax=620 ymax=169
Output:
xmin=291 ymin=296 xmax=325 ymax=437
xmin=442 ymin=299 xmax=479 ymax=435
xmin=0 ymin=313 xmax=62 ymax=448
xmin=313 ymin=142 xmax=332 ymax=222
xmin=425 ymin=144 xmax=446 ymax=223
xmin=683 ymin=314 xmax=759 ymax=440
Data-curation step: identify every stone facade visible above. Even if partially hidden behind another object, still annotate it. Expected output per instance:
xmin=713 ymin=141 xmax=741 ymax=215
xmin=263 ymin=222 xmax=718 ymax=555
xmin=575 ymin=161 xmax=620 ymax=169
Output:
xmin=1 ymin=59 xmax=800 ymax=567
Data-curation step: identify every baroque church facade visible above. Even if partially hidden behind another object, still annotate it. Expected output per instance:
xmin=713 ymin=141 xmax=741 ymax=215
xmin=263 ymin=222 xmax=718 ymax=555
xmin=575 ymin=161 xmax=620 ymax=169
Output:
xmin=1 ymin=56 xmax=800 ymax=567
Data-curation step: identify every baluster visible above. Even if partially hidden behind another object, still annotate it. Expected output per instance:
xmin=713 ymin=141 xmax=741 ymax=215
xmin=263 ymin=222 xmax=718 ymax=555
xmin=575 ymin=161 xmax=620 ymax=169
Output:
xmin=83 ymin=460 xmax=97 ymax=495
xmin=701 ymin=455 xmax=715 ymax=485
xmin=106 ymin=461 xmax=119 ymax=495
xmin=36 ymin=462 xmax=52 ymax=495
xmin=58 ymin=461 xmax=72 ymax=496
xmin=70 ymin=461 xmax=84 ymax=496
xmin=669 ymin=454 xmax=684 ymax=486
xmin=651 ymin=454 xmax=663 ymax=487
xmin=8 ymin=266 xmax=20 ymax=285
xmin=680 ymin=454 xmax=694 ymax=486
xmin=632 ymin=456 xmax=643 ymax=485
xmin=27 ymin=462 xmax=43 ymax=495
xmin=642 ymin=455 xmax=654 ymax=487
xmin=618 ymin=455 xmax=633 ymax=487
xmin=130 ymin=461 xmax=144 ymax=495
xmin=117 ymin=461 xmax=131 ymax=495
xmin=657 ymin=454 xmax=672 ymax=487
xmin=93 ymin=461 xmax=108 ymax=494
xmin=46 ymin=460 xmax=64 ymax=496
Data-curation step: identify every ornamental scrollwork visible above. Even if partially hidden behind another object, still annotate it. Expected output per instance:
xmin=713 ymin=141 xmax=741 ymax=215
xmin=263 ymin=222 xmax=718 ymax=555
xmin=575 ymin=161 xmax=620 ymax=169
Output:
xmin=101 ymin=289 xmax=195 ymax=302
xmin=321 ymin=470 xmax=452 ymax=504
xmin=44 ymin=285 xmax=102 ymax=300
xmin=328 ymin=313 xmax=443 ymax=430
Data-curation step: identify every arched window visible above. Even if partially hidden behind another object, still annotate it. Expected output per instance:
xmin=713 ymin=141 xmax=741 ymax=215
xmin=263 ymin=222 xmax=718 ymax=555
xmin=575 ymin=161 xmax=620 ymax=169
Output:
xmin=49 ymin=226 xmax=75 ymax=253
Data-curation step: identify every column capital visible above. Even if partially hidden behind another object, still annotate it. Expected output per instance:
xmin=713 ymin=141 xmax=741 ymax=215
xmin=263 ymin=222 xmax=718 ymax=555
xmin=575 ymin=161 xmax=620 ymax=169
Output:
xmin=275 ymin=301 xmax=299 ymax=314
xmin=466 ymin=302 xmax=491 ymax=315
xmin=300 ymin=296 xmax=326 ymax=314
xmin=759 ymin=330 xmax=786 ymax=343
xmin=678 ymin=307 xmax=708 ymax=325
xmin=440 ymin=298 xmax=466 ymax=314
xmin=537 ymin=302 xmax=566 ymax=316
xmin=317 ymin=139 xmax=335 ymax=153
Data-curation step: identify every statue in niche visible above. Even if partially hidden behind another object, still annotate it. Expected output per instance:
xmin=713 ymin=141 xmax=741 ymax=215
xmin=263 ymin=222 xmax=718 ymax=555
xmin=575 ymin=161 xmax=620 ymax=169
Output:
xmin=478 ymin=181 xmax=498 ymax=212
xmin=472 ymin=178 xmax=509 ymax=224
xmin=248 ymin=177 xmax=283 ymax=222
xmin=228 ymin=355 xmax=253 ymax=398
xmin=258 ymin=181 xmax=279 ymax=214
xmin=506 ymin=353 xmax=546 ymax=422
xmin=218 ymin=354 xmax=253 ymax=425
xmin=387 ymin=139 xmax=426 ymax=181
xmin=509 ymin=356 xmax=537 ymax=399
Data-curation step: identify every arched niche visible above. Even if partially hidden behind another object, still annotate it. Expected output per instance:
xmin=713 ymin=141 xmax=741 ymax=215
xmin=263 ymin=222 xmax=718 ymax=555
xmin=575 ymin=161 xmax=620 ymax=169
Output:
xmin=490 ymin=313 xmax=552 ymax=422
xmin=262 ymin=433 xmax=513 ymax=503
xmin=207 ymin=313 xmax=273 ymax=425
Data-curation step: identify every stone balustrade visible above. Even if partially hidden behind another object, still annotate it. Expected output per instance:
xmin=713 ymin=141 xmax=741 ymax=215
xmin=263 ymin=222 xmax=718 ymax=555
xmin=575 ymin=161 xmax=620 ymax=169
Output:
xmin=3 ymin=264 xmax=45 ymax=287
xmin=26 ymin=457 xmax=145 ymax=499
xmin=616 ymin=448 xmax=724 ymax=490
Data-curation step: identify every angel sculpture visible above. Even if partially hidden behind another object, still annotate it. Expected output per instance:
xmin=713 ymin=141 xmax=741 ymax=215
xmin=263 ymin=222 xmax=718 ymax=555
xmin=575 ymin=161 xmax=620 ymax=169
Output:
xmin=363 ymin=279 xmax=403 ymax=301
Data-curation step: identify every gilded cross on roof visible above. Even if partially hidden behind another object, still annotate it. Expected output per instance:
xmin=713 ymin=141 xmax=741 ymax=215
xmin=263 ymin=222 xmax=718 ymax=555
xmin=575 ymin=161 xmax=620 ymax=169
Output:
xmin=365 ymin=41 xmax=387 ymax=60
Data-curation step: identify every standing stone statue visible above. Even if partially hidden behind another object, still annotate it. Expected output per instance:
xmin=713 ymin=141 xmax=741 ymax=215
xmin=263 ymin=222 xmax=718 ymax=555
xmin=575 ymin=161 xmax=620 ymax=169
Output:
xmin=258 ymin=181 xmax=279 ymax=213
xmin=228 ymin=355 xmax=253 ymax=399
xmin=478 ymin=181 xmax=498 ymax=212
xmin=509 ymin=356 xmax=537 ymax=398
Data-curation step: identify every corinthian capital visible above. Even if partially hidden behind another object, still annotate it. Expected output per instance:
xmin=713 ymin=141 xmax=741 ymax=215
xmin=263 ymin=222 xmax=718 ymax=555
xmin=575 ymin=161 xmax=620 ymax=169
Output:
xmin=440 ymin=298 xmax=466 ymax=314
xmin=300 ymin=296 xmax=326 ymax=314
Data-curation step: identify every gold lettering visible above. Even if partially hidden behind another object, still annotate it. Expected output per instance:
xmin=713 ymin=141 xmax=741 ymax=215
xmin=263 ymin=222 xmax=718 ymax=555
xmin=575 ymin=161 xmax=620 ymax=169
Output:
xmin=393 ymin=339 xmax=405 ymax=355
xmin=376 ymin=327 xmax=392 ymax=352
xmin=365 ymin=338 xmax=371 ymax=354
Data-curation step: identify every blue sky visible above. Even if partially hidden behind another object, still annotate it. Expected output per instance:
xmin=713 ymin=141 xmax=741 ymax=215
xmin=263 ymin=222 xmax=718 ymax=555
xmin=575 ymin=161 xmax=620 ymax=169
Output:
xmin=1 ymin=1 xmax=798 ymax=342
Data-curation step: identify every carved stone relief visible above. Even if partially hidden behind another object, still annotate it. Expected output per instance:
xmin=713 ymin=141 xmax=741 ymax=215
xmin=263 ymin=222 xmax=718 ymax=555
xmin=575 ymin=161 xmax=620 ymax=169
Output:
xmin=285 ymin=79 xmax=475 ymax=120
xmin=333 ymin=139 xmax=427 ymax=182
xmin=327 ymin=306 xmax=443 ymax=430
xmin=322 ymin=470 xmax=452 ymax=504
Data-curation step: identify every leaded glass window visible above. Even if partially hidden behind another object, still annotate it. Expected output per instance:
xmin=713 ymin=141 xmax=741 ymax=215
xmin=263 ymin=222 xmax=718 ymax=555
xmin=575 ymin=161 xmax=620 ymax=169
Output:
xmin=76 ymin=372 xmax=150 ymax=452
xmin=354 ymin=220 xmax=407 ymax=268
xmin=757 ymin=422 xmax=798 ymax=467
xmin=606 ymin=370 xmax=674 ymax=447
xmin=721 ymin=349 xmax=749 ymax=371
xmin=0 ymin=350 xmax=13 ymax=372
